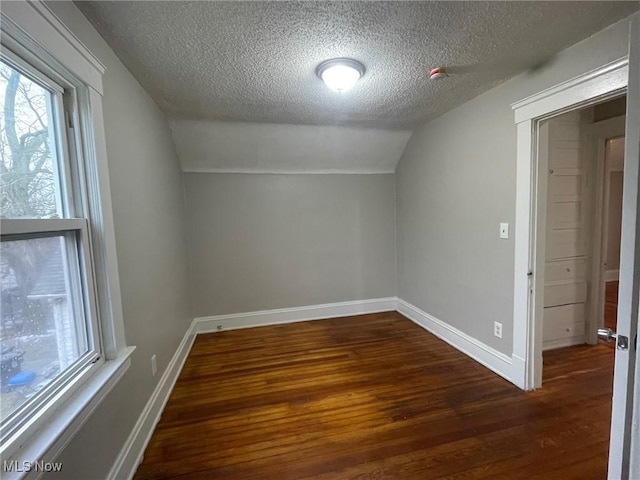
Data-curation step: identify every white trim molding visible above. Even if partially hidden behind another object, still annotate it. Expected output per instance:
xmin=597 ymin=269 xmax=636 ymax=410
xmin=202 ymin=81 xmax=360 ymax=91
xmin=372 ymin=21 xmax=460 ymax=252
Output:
xmin=605 ymin=269 xmax=621 ymax=282
xmin=512 ymin=58 xmax=628 ymax=123
xmin=182 ymin=168 xmax=396 ymax=175
xmin=108 ymin=325 xmax=197 ymax=480
xmin=396 ymin=298 xmax=514 ymax=385
xmin=512 ymin=57 xmax=629 ymax=390
xmin=543 ymin=337 xmax=586 ymax=352
xmin=193 ymin=298 xmax=397 ymax=333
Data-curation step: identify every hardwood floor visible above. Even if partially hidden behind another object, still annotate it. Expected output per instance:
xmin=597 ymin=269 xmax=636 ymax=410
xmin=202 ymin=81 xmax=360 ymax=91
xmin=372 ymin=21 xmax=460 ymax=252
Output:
xmin=604 ymin=281 xmax=619 ymax=331
xmin=134 ymin=312 xmax=614 ymax=480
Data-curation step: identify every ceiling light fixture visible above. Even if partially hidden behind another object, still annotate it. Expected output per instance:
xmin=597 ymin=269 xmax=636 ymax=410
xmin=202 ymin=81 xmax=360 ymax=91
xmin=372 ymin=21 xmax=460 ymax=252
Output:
xmin=316 ymin=58 xmax=365 ymax=93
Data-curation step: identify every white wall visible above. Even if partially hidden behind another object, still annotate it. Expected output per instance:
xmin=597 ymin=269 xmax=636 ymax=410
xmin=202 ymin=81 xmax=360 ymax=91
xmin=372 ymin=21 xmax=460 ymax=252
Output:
xmin=184 ymin=173 xmax=396 ymax=317
xmin=396 ymin=14 xmax=635 ymax=356
xmin=41 ymin=2 xmax=192 ymax=479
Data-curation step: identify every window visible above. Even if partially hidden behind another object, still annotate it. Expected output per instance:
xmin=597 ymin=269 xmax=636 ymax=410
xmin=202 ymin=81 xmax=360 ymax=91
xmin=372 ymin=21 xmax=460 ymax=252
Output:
xmin=0 ymin=2 xmax=131 ymax=470
xmin=0 ymin=50 xmax=102 ymax=443
xmin=0 ymin=2 xmax=131 ymax=468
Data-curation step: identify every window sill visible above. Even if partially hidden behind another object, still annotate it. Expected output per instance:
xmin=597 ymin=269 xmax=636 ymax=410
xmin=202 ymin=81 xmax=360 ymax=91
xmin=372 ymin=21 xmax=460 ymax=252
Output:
xmin=1 ymin=346 xmax=135 ymax=480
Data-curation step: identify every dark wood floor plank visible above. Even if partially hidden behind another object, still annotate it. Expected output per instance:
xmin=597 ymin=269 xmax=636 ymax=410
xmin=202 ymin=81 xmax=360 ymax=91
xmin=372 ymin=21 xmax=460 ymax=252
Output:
xmin=134 ymin=312 xmax=614 ymax=480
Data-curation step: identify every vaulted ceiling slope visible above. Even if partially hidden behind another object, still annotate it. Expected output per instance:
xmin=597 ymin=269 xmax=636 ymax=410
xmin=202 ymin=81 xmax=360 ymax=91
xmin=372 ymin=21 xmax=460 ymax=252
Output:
xmin=171 ymin=120 xmax=412 ymax=174
xmin=77 ymin=1 xmax=638 ymax=130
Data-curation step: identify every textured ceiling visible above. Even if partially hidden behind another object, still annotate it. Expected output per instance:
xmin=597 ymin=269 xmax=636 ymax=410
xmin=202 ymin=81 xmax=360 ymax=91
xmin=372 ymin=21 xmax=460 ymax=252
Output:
xmin=77 ymin=1 xmax=639 ymax=129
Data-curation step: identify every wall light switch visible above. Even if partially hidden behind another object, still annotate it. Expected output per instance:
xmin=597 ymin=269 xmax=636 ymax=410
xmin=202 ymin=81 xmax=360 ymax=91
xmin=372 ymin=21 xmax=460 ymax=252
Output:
xmin=500 ymin=223 xmax=509 ymax=239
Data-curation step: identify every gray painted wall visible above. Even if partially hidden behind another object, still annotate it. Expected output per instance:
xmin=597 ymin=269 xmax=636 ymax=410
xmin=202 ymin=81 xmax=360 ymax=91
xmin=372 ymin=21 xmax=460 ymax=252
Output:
xmin=396 ymin=14 xmax=635 ymax=356
xmin=184 ymin=173 xmax=396 ymax=317
xmin=170 ymin=120 xmax=411 ymax=174
xmin=42 ymin=2 xmax=192 ymax=479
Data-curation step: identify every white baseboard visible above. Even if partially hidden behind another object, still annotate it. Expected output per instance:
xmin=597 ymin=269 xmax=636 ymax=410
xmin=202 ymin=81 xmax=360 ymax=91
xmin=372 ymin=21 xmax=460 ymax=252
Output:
xmin=604 ymin=269 xmax=620 ymax=282
xmin=107 ymin=322 xmax=197 ymax=480
xmin=396 ymin=298 xmax=514 ymax=385
xmin=510 ymin=354 xmax=527 ymax=390
xmin=543 ymin=336 xmax=586 ymax=351
xmin=193 ymin=297 xmax=397 ymax=333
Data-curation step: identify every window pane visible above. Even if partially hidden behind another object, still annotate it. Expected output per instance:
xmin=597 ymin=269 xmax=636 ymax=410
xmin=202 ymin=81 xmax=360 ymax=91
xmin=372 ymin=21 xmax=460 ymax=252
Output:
xmin=0 ymin=235 xmax=89 ymax=424
xmin=0 ymin=60 xmax=63 ymax=219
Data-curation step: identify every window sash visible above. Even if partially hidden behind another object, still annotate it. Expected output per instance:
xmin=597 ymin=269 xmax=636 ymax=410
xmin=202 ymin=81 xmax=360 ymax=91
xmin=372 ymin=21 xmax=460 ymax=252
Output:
xmin=0 ymin=225 xmax=103 ymax=441
xmin=0 ymin=339 xmax=101 ymax=443
xmin=1 ymin=48 xmax=78 ymax=220
xmin=0 ymin=47 xmax=64 ymax=95
xmin=1 ymin=217 xmax=86 ymax=235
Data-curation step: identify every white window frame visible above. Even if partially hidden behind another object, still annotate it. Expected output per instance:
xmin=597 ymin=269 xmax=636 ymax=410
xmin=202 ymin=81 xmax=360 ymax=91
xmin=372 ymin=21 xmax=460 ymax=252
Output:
xmin=0 ymin=2 xmax=133 ymax=477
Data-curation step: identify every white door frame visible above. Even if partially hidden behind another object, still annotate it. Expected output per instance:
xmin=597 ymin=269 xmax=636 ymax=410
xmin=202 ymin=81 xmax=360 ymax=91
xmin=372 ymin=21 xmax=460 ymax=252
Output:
xmin=511 ymin=58 xmax=628 ymax=391
xmin=588 ymin=116 xmax=626 ymax=345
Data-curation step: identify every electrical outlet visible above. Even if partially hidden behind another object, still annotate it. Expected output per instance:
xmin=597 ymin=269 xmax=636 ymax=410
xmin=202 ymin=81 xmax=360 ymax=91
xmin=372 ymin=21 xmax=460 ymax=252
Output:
xmin=494 ymin=322 xmax=503 ymax=339
xmin=151 ymin=354 xmax=157 ymax=376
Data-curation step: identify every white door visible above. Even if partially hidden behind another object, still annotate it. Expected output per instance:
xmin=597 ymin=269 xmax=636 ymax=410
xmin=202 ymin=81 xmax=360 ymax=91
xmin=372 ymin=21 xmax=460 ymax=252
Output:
xmin=608 ymin=15 xmax=640 ymax=479
xmin=541 ymin=111 xmax=589 ymax=351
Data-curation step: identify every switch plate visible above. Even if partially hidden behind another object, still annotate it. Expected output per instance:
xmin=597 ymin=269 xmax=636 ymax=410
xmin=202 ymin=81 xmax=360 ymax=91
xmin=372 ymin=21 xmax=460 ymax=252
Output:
xmin=494 ymin=322 xmax=503 ymax=339
xmin=500 ymin=223 xmax=509 ymax=239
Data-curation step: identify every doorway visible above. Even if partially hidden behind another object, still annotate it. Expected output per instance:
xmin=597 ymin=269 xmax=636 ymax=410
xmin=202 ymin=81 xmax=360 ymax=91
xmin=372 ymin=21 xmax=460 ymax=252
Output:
xmin=511 ymin=58 xmax=629 ymax=391
xmin=513 ymin=23 xmax=640 ymax=476
xmin=537 ymin=98 xmax=625 ymax=358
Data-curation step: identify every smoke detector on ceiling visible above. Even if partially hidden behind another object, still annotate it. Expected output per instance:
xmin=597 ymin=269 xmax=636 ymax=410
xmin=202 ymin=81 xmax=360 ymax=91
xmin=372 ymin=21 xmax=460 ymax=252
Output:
xmin=429 ymin=67 xmax=449 ymax=80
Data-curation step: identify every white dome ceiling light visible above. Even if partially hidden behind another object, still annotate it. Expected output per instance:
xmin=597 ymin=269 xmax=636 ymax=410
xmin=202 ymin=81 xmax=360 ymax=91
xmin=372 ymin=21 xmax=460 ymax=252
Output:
xmin=316 ymin=58 xmax=365 ymax=93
